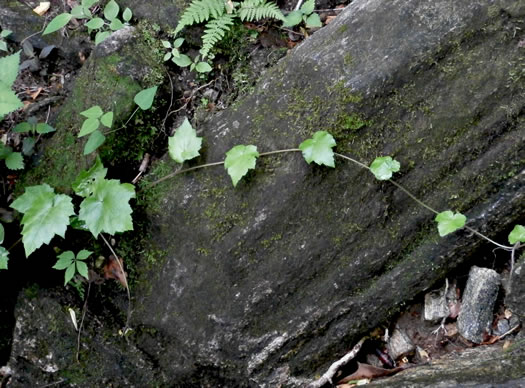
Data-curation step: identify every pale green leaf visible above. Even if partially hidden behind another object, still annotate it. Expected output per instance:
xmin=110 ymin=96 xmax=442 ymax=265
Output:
xmin=53 ymin=251 xmax=75 ymax=269
xmin=0 ymin=30 xmax=12 ymax=38
xmin=77 ymin=249 xmax=92 ymax=261
xmin=172 ymin=54 xmax=192 ymax=67
xmin=95 ymin=31 xmax=111 ymax=45
xmin=76 ymin=261 xmax=89 ymax=279
xmin=508 ymin=225 xmax=525 ymax=244
xmin=82 ymin=0 xmax=99 ymax=8
xmin=305 ymin=13 xmax=322 ymax=28
xmin=163 ymin=52 xmax=172 ymax=62
xmin=0 ymin=88 xmax=23 ymax=117
xmin=70 ymin=5 xmax=88 ymax=19
xmin=369 ymin=156 xmax=400 ymax=180
xmin=224 ymin=145 xmax=259 ymax=187
xmin=0 ymin=246 xmax=9 ymax=270
xmin=300 ymin=0 xmax=315 ymax=15
xmin=0 ymin=51 xmax=20 ymax=87
xmin=0 ymin=223 xmax=4 ymax=244
xmin=174 ymin=38 xmax=184 ymax=48
xmin=100 ymin=111 xmax=113 ymax=128
xmin=11 ymin=184 xmax=74 ymax=256
xmin=5 ymin=152 xmax=24 ymax=170
xmin=161 ymin=40 xmax=172 ymax=48
xmin=43 ymin=13 xmax=73 ymax=35
xmin=435 ymin=210 xmax=467 ymax=237
xmin=109 ymin=18 xmax=124 ymax=31
xmin=64 ymin=264 xmax=76 ymax=285
xmin=134 ymin=86 xmax=158 ymax=110
xmin=83 ymin=130 xmax=106 ymax=155
xmin=78 ymin=118 xmax=100 ymax=137
xmin=122 ymin=7 xmax=132 ymax=22
xmin=104 ymin=0 xmax=120 ymax=20
xmin=168 ymin=118 xmax=202 ymax=163
xmin=80 ymin=105 xmax=103 ymax=119
xmin=195 ymin=61 xmax=212 ymax=73
xmin=299 ymin=130 xmax=336 ymax=167
xmin=36 ymin=123 xmax=55 ymax=134
xmin=72 ymin=156 xmax=108 ymax=197
xmin=0 ymin=41 xmax=7 ymax=52
xmin=78 ymin=179 xmax=135 ymax=237
xmin=85 ymin=17 xmax=105 ymax=29
xmin=283 ymin=11 xmax=303 ymax=27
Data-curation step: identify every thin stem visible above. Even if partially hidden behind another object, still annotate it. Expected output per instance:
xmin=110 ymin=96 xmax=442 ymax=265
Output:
xmin=387 ymin=179 xmax=440 ymax=215
xmin=106 ymin=106 xmax=140 ymax=135
xmin=334 ymin=152 xmax=369 ymax=170
xmin=100 ymin=234 xmax=132 ymax=329
xmin=463 ymin=227 xmax=513 ymax=251
xmin=76 ymin=280 xmax=91 ymax=362
xmin=259 ymin=148 xmax=301 ymax=156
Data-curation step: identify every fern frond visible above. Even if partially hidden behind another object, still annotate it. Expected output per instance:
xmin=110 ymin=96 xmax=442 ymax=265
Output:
xmin=175 ymin=0 xmax=226 ymax=34
xmin=200 ymin=13 xmax=235 ymax=58
xmin=238 ymin=0 xmax=285 ymax=22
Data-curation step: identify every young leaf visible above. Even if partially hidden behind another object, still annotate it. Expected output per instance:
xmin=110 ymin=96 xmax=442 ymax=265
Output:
xmin=122 ymin=7 xmax=132 ymax=22
xmin=195 ymin=61 xmax=213 ymax=73
xmin=168 ymin=118 xmax=202 ymax=163
xmin=83 ymin=130 xmax=106 ymax=155
xmin=0 ymin=51 xmax=21 ymax=88
xmin=0 ymin=89 xmax=24 ymax=116
xmin=305 ymin=13 xmax=322 ymax=28
xmin=134 ymin=86 xmax=158 ymax=110
xmin=80 ymin=105 xmax=103 ymax=119
xmin=104 ymin=0 xmax=120 ymax=21
xmin=435 ymin=210 xmax=467 ymax=237
xmin=76 ymin=260 xmax=89 ymax=279
xmin=161 ymin=40 xmax=172 ymax=48
xmin=72 ymin=156 xmax=108 ymax=197
xmin=299 ymin=130 xmax=336 ymax=167
xmin=78 ymin=179 xmax=135 ymax=237
xmin=283 ymin=11 xmax=303 ymax=27
xmin=82 ymin=0 xmax=99 ymax=8
xmin=172 ymin=54 xmax=192 ymax=67
xmin=85 ymin=17 xmax=105 ymax=29
xmin=109 ymin=19 xmax=124 ymax=31
xmin=300 ymin=0 xmax=315 ymax=15
xmin=163 ymin=52 xmax=172 ymax=62
xmin=13 ymin=122 xmax=32 ymax=133
xmin=0 ymin=223 xmax=4 ymax=245
xmin=0 ymin=246 xmax=8 ymax=270
xmin=174 ymin=38 xmax=184 ymax=48
xmin=22 ymin=137 xmax=36 ymax=156
xmin=224 ymin=145 xmax=259 ymax=187
xmin=11 ymin=184 xmax=75 ymax=256
xmin=508 ymin=225 xmax=525 ymax=244
xmin=64 ymin=264 xmax=76 ymax=285
xmin=53 ymin=251 xmax=75 ymax=270
xmin=5 ymin=152 xmax=23 ymax=170
xmin=95 ymin=31 xmax=111 ymax=45
xmin=43 ymin=13 xmax=73 ymax=35
xmin=77 ymin=249 xmax=93 ymax=261
xmin=369 ymin=156 xmax=400 ymax=180
xmin=78 ymin=118 xmax=100 ymax=137
xmin=100 ymin=111 xmax=113 ymax=128
xmin=36 ymin=123 xmax=56 ymax=134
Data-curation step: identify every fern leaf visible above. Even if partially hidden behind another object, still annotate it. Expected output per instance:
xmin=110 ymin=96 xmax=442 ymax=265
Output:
xmin=175 ymin=0 xmax=226 ymax=34
xmin=200 ymin=13 xmax=235 ymax=58
xmin=238 ymin=0 xmax=285 ymax=22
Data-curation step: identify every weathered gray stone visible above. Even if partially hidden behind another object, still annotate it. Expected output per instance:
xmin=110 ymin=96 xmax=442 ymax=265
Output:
xmin=458 ymin=266 xmax=501 ymax=344
xmin=506 ymin=255 xmax=525 ymax=319
xmin=387 ymin=328 xmax=415 ymax=360
xmin=424 ymin=280 xmax=458 ymax=322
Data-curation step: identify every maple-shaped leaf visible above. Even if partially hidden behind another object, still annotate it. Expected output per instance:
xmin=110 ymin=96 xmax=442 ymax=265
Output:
xmin=78 ymin=178 xmax=135 ymax=237
xmin=370 ymin=156 xmax=400 ymax=180
xmin=11 ymin=184 xmax=75 ymax=256
xmin=168 ymin=118 xmax=202 ymax=163
xmin=508 ymin=225 xmax=525 ymax=244
xmin=224 ymin=144 xmax=259 ymax=187
xmin=299 ymin=131 xmax=336 ymax=167
xmin=435 ymin=210 xmax=466 ymax=237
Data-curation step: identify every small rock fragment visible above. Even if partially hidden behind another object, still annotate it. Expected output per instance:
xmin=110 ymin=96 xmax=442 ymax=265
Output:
xmin=457 ymin=266 xmax=501 ymax=343
xmin=386 ymin=327 xmax=415 ymax=360
xmin=424 ymin=279 xmax=459 ymax=321
xmin=493 ymin=318 xmax=511 ymax=336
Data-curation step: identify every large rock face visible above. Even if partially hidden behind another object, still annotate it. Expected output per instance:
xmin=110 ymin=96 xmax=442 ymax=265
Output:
xmin=133 ymin=0 xmax=525 ymax=385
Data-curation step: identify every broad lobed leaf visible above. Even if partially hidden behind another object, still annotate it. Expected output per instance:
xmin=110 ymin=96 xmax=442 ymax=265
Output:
xmin=299 ymin=130 xmax=336 ymax=167
xmin=224 ymin=144 xmax=259 ymax=186
xmin=435 ymin=210 xmax=466 ymax=237
xmin=168 ymin=118 xmax=202 ymax=163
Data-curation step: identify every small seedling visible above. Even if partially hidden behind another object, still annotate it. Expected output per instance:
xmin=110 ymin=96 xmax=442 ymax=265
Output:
xmin=78 ymin=106 xmax=113 ymax=155
xmin=53 ymin=250 xmax=92 ymax=286
xmin=283 ymin=0 xmax=322 ymax=28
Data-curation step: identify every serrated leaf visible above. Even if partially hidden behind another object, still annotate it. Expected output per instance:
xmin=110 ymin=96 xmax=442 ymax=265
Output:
xmin=0 ymin=51 xmax=20 ymax=87
xmin=172 ymin=54 xmax=192 ymax=67
xmin=85 ymin=17 xmax=105 ymax=29
xmin=369 ymin=156 xmax=400 ymax=180
xmin=95 ymin=31 xmax=111 ymax=45
xmin=300 ymin=0 xmax=315 ymax=15
xmin=80 ymin=105 xmax=103 ymax=119
xmin=0 ymin=223 xmax=4 ymax=244
xmin=299 ymin=130 xmax=336 ymax=167
xmin=22 ymin=137 xmax=36 ymax=156
xmin=100 ymin=111 xmax=113 ymax=128
xmin=134 ymin=86 xmax=158 ymax=110
xmin=104 ymin=0 xmax=119 ymax=20
xmin=224 ymin=145 xmax=259 ymax=187
xmin=435 ymin=210 xmax=466 ymax=237
xmin=64 ymin=264 xmax=76 ymax=285
xmin=283 ymin=11 xmax=303 ymax=27
xmin=508 ymin=225 xmax=525 ymax=244
xmin=109 ymin=18 xmax=124 ymax=31
xmin=36 ymin=123 xmax=55 ymax=134
xmin=11 ymin=184 xmax=74 ymax=256
xmin=13 ymin=122 xmax=32 ymax=133
xmin=77 ymin=249 xmax=92 ymax=261
xmin=195 ymin=61 xmax=212 ymax=73
xmin=168 ymin=118 xmax=202 ymax=163
xmin=83 ymin=130 xmax=106 ymax=155
xmin=76 ymin=261 xmax=89 ymax=279
xmin=0 ymin=246 xmax=8 ymax=270
xmin=53 ymin=251 xmax=75 ymax=269
xmin=305 ymin=13 xmax=322 ymax=28
xmin=5 ymin=152 xmax=24 ymax=170
xmin=123 ymin=7 xmax=132 ymax=22
xmin=78 ymin=179 xmax=135 ymax=237
xmin=72 ymin=157 xmax=108 ymax=197
xmin=43 ymin=13 xmax=73 ymax=35
xmin=0 ymin=88 xmax=23 ymax=116
xmin=78 ymin=118 xmax=100 ymax=137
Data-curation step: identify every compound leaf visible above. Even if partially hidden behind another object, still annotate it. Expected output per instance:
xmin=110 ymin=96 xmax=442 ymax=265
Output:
xmin=134 ymin=86 xmax=158 ymax=110
xmin=509 ymin=225 xmax=525 ymax=244
xmin=100 ymin=111 xmax=113 ymax=128
xmin=76 ymin=260 xmax=89 ymax=279
xmin=299 ymin=130 xmax=336 ymax=167
xmin=78 ymin=178 xmax=135 ymax=237
xmin=64 ymin=264 xmax=76 ymax=285
xmin=78 ymin=118 xmax=100 ymax=137
xmin=11 ymin=184 xmax=74 ymax=256
xmin=53 ymin=251 xmax=74 ymax=270
xmin=80 ymin=105 xmax=103 ymax=119
xmin=370 ymin=156 xmax=400 ymax=180
xmin=224 ymin=144 xmax=259 ymax=187
xmin=168 ymin=118 xmax=202 ymax=163
xmin=435 ymin=210 xmax=466 ymax=237
xmin=77 ymin=249 xmax=92 ymax=261
xmin=43 ymin=13 xmax=73 ymax=35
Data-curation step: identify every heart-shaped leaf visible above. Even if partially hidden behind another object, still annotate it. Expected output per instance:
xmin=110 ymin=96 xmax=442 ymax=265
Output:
xmin=508 ymin=225 xmax=525 ymax=244
xmin=435 ymin=210 xmax=467 ymax=237
xmin=299 ymin=131 xmax=336 ymax=167
xmin=370 ymin=156 xmax=401 ymax=180
xmin=224 ymin=145 xmax=259 ymax=187
xmin=134 ymin=86 xmax=158 ymax=110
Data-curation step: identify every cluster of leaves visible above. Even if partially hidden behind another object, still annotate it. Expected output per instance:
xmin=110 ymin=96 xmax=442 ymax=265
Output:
xmin=161 ymin=38 xmax=212 ymax=73
xmin=283 ymin=0 xmax=322 ymax=28
xmin=53 ymin=250 xmax=92 ymax=286
xmin=0 ymin=52 xmax=23 ymax=120
xmin=43 ymin=0 xmax=132 ymax=45
xmin=0 ymin=29 xmax=12 ymax=52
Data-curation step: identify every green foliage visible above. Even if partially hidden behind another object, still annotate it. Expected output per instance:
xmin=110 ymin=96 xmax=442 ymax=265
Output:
xmin=134 ymin=86 xmax=158 ymax=110
xmin=224 ymin=145 xmax=259 ymax=186
xmin=238 ymin=0 xmax=286 ymax=22
xmin=11 ymin=184 xmax=75 ymax=257
xmin=0 ymin=29 xmax=12 ymax=52
xmin=78 ymin=105 xmax=113 ymax=154
xmin=508 ymin=225 xmax=525 ymax=244
xmin=43 ymin=13 xmax=73 ymax=35
xmin=0 ymin=223 xmax=8 ymax=270
xmin=53 ymin=250 xmax=92 ymax=285
xmin=0 ymin=51 xmax=23 ymax=119
xmin=0 ymin=142 xmax=23 ymax=170
xmin=283 ymin=0 xmax=322 ymax=28
xmin=174 ymin=0 xmax=226 ymax=34
xmin=435 ymin=210 xmax=467 ymax=237
xmin=12 ymin=117 xmax=56 ymax=159
xmin=200 ymin=14 xmax=236 ymax=59
xmin=168 ymin=118 xmax=203 ymax=163
xmin=299 ymin=130 xmax=336 ymax=167
xmin=369 ymin=156 xmax=400 ymax=180
xmin=72 ymin=156 xmax=108 ymax=197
